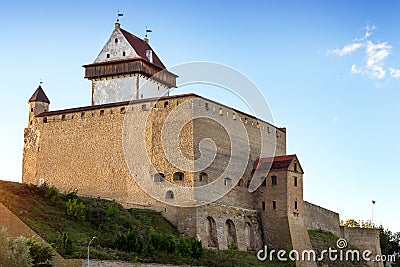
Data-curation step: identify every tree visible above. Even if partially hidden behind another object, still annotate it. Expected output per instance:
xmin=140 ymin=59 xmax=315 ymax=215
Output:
xmin=0 ymin=225 xmax=33 ymax=267
xmin=341 ymin=219 xmax=360 ymax=228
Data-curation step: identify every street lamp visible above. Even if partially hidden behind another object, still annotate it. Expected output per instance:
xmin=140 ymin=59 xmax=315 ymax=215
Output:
xmin=87 ymin=236 xmax=97 ymax=267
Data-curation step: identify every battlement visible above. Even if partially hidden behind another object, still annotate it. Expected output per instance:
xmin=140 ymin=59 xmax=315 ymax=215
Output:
xmin=31 ymin=93 xmax=286 ymax=139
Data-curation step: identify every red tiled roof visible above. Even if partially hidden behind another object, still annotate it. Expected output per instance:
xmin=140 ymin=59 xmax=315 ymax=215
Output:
xmin=253 ymin=155 xmax=297 ymax=171
xmin=120 ymin=28 xmax=166 ymax=69
xmin=29 ymin=85 xmax=50 ymax=104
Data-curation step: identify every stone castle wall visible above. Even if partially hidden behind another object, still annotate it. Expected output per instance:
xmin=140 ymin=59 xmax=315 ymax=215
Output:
xmin=22 ymin=94 xmax=287 ymax=250
xmin=304 ymin=201 xmax=341 ymax=237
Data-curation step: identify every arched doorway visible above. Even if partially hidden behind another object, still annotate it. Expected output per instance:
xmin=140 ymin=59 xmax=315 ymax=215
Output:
xmin=245 ymin=222 xmax=255 ymax=251
xmin=206 ymin=216 xmax=218 ymax=248
xmin=225 ymin=219 xmax=237 ymax=249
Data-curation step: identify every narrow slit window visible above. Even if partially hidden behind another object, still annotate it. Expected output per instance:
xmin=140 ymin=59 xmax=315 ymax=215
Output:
xmin=294 ymin=176 xmax=298 ymax=187
xmin=295 ymin=200 xmax=298 ymax=210
xmin=81 ymin=112 xmax=85 ymax=118
xmin=61 ymin=115 xmax=66 ymax=121
xmin=272 ymin=201 xmax=276 ymax=210
xmin=100 ymin=110 xmax=105 ymax=116
xmin=262 ymin=201 xmax=266 ymax=211
xmin=271 ymin=175 xmax=277 ymax=186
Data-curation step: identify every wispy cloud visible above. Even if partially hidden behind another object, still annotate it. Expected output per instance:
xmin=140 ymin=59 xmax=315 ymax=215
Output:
xmin=327 ymin=25 xmax=399 ymax=80
xmin=327 ymin=43 xmax=363 ymax=56
xmin=332 ymin=116 xmax=339 ymax=125
xmin=389 ymin=67 xmax=400 ymax=78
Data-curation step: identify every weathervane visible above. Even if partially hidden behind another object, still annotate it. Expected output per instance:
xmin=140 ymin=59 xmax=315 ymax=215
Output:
xmin=145 ymin=26 xmax=152 ymax=38
xmin=116 ymin=10 xmax=123 ymax=22
xmin=39 ymin=79 xmax=43 ymax=86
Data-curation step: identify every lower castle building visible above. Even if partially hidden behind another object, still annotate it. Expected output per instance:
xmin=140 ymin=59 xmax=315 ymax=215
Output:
xmin=22 ymin=22 xmax=382 ymax=267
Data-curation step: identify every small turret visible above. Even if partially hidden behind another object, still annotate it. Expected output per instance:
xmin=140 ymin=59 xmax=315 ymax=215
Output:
xmin=28 ymin=85 xmax=50 ymax=127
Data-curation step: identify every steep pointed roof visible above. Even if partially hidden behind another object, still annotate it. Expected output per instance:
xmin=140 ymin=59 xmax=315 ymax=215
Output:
xmin=120 ymin=28 xmax=166 ymax=69
xmin=29 ymin=85 xmax=50 ymax=104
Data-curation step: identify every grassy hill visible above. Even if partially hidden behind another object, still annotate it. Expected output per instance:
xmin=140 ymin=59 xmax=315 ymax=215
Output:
xmin=0 ymin=180 xmax=289 ymax=267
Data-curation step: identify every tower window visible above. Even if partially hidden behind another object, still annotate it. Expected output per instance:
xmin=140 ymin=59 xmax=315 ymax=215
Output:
xmin=294 ymin=176 xmax=298 ymax=187
xmin=115 ymin=38 xmax=118 ymax=43
xmin=244 ymin=118 xmax=248 ymax=124
xmin=295 ymin=200 xmax=298 ymax=210
xmin=100 ymin=110 xmax=105 ymax=116
xmin=271 ymin=175 xmax=277 ymax=186
xmin=122 ymin=51 xmax=126 ymax=56
xmin=61 ymin=115 xmax=66 ymax=121
xmin=219 ymin=108 xmax=223 ymax=115
xmin=199 ymin=172 xmax=208 ymax=182
xmin=164 ymin=101 xmax=169 ymax=108
xmin=261 ymin=177 xmax=266 ymax=187
xmin=205 ymin=103 xmax=209 ymax=110
xmin=166 ymin=190 xmax=174 ymax=199
xmin=141 ymin=104 xmax=147 ymax=111
xmin=120 ymin=107 xmax=126 ymax=114
xmin=294 ymin=163 xmax=298 ymax=172
xmin=154 ymin=173 xmax=165 ymax=182
xmin=43 ymin=117 xmax=47 ymax=123
xmin=106 ymin=53 xmax=110 ymax=58
xmin=173 ymin=172 xmax=184 ymax=181
xmin=224 ymin=177 xmax=232 ymax=186
xmin=81 ymin=112 xmax=85 ymax=118
xmin=272 ymin=201 xmax=276 ymax=209
xmin=232 ymin=113 xmax=236 ymax=120
xmin=262 ymin=201 xmax=266 ymax=211
xmin=31 ymin=108 xmax=34 ymax=112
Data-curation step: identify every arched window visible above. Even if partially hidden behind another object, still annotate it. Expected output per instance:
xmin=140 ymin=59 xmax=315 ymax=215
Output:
xmin=166 ymin=190 xmax=174 ymax=199
xmin=114 ymin=38 xmax=118 ymax=43
xmin=154 ymin=173 xmax=165 ymax=182
xmin=224 ymin=177 xmax=232 ymax=186
xmin=271 ymin=175 xmax=277 ymax=186
xmin=225 ymin=219 xmax=237 ymax=248
xmin=173 ymin=172 xmax=184 ymax=181
xmin=199 ymin=172 xmax=208 ymax=182
xmin=206 ymin=216 xmax=218 ymax=248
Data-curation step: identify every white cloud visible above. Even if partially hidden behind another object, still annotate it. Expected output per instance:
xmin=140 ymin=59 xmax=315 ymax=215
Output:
xmin=389 ymin=67 xmax=400 ymax=78
xmin=364 ymin=25 xmax=376 ymax=39
xmin=327 ymin=25 xmax=400 ymax=80
xmin=327 ymin=43 xmax=363 ymax=56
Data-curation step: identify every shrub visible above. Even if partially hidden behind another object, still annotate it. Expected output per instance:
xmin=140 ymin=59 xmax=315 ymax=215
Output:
xmin=0 ymin=225 xmax=33 ymax=267
xmin=26 ymin=237 xmax=54 ymax=267
xmin=66 ymin=198 xmax=86 ymax=221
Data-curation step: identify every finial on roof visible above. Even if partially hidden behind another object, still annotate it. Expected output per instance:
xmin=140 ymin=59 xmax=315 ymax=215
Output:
xmin=115 ymin=11 xmax=123 ymax=29
xmin=144 ymin=26 xmax=152 ymax=44
xmin=116 ymin=10 xmax=123 ymax=23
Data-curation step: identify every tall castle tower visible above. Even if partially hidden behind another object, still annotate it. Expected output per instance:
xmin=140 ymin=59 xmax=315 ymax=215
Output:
xmin=83 ymin=23 xmax=177 ymax=105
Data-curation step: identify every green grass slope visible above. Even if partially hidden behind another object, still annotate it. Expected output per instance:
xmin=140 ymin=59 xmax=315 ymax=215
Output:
xmin=0 ymin=180 xmax=289 ymax=267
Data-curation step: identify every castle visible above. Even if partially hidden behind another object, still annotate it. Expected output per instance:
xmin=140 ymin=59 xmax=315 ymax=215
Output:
xmin=22 ymin=22 xmax=382 ymax=267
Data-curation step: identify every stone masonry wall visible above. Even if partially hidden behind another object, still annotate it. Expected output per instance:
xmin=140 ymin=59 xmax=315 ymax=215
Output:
xmin=304 ymin=201 xmax=341 ymax=237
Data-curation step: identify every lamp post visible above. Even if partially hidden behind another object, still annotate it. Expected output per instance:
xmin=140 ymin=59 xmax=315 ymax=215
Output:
xmin=87 ymin=236 xmax=97 ymax=267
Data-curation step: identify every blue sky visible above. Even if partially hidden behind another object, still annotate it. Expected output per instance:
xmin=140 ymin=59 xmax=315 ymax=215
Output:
xmin=0 ymin=1 xmax=399 ymax=232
